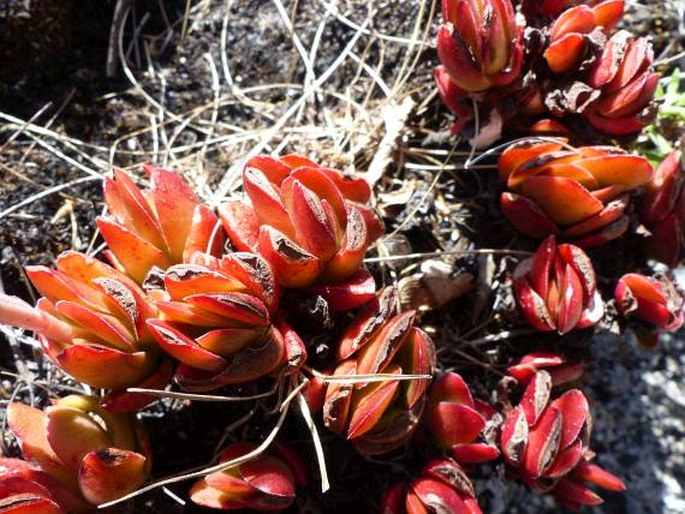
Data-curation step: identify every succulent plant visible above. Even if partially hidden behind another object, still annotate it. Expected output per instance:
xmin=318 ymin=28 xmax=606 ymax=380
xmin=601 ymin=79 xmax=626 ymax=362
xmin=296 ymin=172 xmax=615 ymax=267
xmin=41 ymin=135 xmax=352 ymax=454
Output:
xmin=513 ymin=236 xmax=603 ymax=334
xmin=0 ymin=252 xmax=170 ymax=405
xmin=426 ymin=372 xmax=500 ymax=464
xmin=638 ymin=150 xmax=685 ymax=266
xmin=583 ymin=31 xmax=659 ymax=136
xmin=507 ymin=351 xmax=585 ymax=387
xmin=189 ymin=442 xmax=307 ymax=511
xmin=543 ymin=1 xmax=624 ymax=74
xmin=323 ymin=287 xmax=436 ymax=455
xmin=614 ymin=272 xmax=685 ymax=347
xmin=500 ymin=370 xmax=625 ymax=510
xmin=6 ymin=395 xmax=151 ymax=510
xmin=97 ymin=166 xmax=224 ymax=283
xmin=499 ymin=139 xmax=654 ymax=245
xmin=143 ymin=251 xmax=293 ymax=391
xmin=219 ymin=155 xmax=383 ymax=289
xmin=381 ymin=458 xmax=483 ymax=514
xmin=437 ymin=0 xmax=523 ymax=93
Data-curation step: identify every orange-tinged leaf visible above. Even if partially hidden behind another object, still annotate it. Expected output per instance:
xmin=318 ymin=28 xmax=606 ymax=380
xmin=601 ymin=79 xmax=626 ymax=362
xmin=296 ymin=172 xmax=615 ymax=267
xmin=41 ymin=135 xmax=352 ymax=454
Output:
xmin=174 ymin=326 xmax=286 ymax=390
xmin=281 ymin=179 xmax=339 ymax=262
xmin=46 ymin=406 xmax=112 ymax=472
xmin=246 ymin=155 xmax=291 ymax=186
xmin=185 ymin=293 xmax=269 ymax=326
xmin=96 ymin=218 xmax=170 ymax=283
xmin=285 ymin=168 xmax=347 ymax=229
xmin=54 ymin=301 xmax=135 ymax=351
xmin=280 ymin=154 xmax=318 ymax=170
xmin=498 ymin=140 xmax=567 ymax=181
xmin=592 ymin=0 xmax=625 ymax=30
xmin=196 ymin=328 xmax=262 ymax=357
xmin=78 ymin=448 xmax=147 ymax=505
xmin=604 ymin=35 xmax=652 ymax=94
xmin=217 ymin=200 xmax=260 ymax=252
xmin=257 ymin=226 xmax=321 ymax=288
xmin=337 ymin=286 xmax=398 ymax=360
xmin=147 ymin=320 xmax=225 ymax=372
xmin=578 ymin=155 xmax=654 ymax=190
xmin=25 ymin=266 xmax=104 ymax=311
xmin=501 ymin=193 xmax=559 ymax=238
xmin=545 ymin=34 xmax=587 ymax=74
xmin=550 ymin=5 xmax=595 ymax=40
xmin=105 ymin=170 xmax=165 ymax=251
xmin=321 ymin=205 xmax=369 ymax=283
xmin=6 ymin=404 xmax=59 ymax=471
xmin=519 ymin=176 xmax=603 ymax=226
xmin=243 ymin=167 xmax=295 ymax=238
xmin=56 ymin=344 xmax=155 ymax=390
xmin=355 ymin=311 xmax=415 ymax=376
xmin=306 ymin=269 xmax=376 ymax=312
xmin=148 ymin=166 xmax=201 ymax=263
xmin=347 ymin=367 xmax=401 ymax=439
xmin=561 ymin=196 xmax=628 ymax=238
xmin=164 ymin=264 xmax=246 ymax=300
xmin=183 ymin=204 xmax=225 ymax=262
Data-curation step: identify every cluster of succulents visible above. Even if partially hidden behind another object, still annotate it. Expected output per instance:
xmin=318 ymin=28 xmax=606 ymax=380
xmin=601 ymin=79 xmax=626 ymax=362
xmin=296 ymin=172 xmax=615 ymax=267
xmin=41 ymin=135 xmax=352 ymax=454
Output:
xmin=436 ymin=0 xmax=659 ymax=141
xmin=0 ymin=1 xmax=683 ymax=513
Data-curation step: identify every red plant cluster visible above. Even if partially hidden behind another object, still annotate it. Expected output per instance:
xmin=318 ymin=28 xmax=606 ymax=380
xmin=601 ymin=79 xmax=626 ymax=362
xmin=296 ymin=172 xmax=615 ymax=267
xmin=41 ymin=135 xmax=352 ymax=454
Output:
xmin=0 ymin=2 xmax=681 ymax=512
xmin=436 ymin=0 xmax=658 ymax=140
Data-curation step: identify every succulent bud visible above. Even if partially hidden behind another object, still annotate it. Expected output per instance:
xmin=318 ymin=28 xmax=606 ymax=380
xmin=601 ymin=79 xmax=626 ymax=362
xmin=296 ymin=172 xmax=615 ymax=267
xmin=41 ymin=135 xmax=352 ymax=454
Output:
xmin=323 ymin=287 xmax=436 ymax=455
xmin=500 ymin=371 xmax=624 ymax=508
xmin=219 ymin=155 xmax=382 ymax=289
xmin=189 ymin=442 xmax=306 ymax=511
xmin=6 ymin=395 xmax=151 ymax=509
xmin=499 ymin=140 xmax=653 ymax=245
xmin=98 ymin=166 xmax=224 ymax=283
xmin=437 ymin=0 xmax=523 ymax=93
xmin=513 ymin=236 xmax=603 ymax=334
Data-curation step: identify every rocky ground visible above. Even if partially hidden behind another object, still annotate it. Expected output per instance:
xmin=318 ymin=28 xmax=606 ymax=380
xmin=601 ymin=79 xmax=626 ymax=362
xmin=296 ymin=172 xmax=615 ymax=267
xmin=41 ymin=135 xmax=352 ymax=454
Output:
xmin=1 ymin=1 xmax=684 ymax=512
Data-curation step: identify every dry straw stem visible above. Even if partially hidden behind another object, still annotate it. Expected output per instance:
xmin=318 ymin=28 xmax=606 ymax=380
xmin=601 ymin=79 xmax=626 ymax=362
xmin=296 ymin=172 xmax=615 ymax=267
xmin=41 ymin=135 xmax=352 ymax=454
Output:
xmin=98 ymin=378 xmax=298 ymax=509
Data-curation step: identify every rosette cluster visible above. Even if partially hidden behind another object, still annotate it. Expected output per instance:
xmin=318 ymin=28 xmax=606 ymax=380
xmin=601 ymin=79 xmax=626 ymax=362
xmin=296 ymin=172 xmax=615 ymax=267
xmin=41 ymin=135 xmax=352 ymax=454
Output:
xmin=5 ymin=395 xmax=151 ymax=510
xmin=499 ymin=139 xmax=653 ymax=246
xmin=500 ymin=371 xmax=626 ymax=509
xmin=513 ymin=236 xmax=603 ymax=334
xmin=436 ymin=0 xmax=660 ymax=139
xmin=219 ymin=155 xmax=383 ymax=288
xmin=323 ymin=287 xmax=436 ymax=455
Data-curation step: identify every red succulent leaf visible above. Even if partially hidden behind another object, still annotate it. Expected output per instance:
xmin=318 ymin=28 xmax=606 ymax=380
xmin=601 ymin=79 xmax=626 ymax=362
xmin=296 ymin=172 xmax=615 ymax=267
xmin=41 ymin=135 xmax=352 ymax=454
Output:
xmin=522 ymin=405 xmax=563 ymax=479
xmin=571 ymin=461 xmax=626 ymax=491
xmin=520 ymin=370 xmax=553 ymax=426
xmin=500 ymin=406 xmax=529 ymax=467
